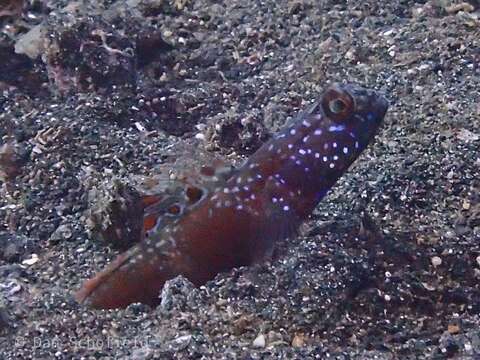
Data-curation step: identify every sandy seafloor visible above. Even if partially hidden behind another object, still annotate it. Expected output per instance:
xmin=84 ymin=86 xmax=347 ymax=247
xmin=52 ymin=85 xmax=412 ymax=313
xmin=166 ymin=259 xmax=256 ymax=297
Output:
xmin=0 ymin=0 xmax=479 ymax=358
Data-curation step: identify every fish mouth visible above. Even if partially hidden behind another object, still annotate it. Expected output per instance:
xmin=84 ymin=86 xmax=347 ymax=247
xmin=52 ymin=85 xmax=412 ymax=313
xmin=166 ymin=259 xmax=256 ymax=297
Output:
xmin=370 ymin=93 xmax=389 ymax=121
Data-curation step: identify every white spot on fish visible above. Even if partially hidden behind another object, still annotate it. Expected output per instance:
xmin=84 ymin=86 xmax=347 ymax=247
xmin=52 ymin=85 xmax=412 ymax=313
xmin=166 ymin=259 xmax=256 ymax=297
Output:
xmin=329 ymin=163 xmax=335 ymax=169
xmin=290 ymin=129 xmax=296 ymax=135
xmin=314 ymin=129 xmax=322 ymax=136
xmin=302 ymin=120 xmax=312 ymax=127
xmin=283 ymin=205 xmax=290 ymax=211
xmin=328 ymin=124 xmax=346 ymax=132
xmin=299 ymin=149 xmax=306 ymax=155
xmin=333 ymin=142 xmax=338 ymax=148
xmin=343 ymin=147 xmax=349 ymax=154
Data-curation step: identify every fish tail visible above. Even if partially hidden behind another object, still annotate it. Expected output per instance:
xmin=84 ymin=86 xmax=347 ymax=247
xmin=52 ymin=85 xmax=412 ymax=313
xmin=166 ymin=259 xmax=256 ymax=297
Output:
xmin=75 ymin=245 xmax=174 ymax=309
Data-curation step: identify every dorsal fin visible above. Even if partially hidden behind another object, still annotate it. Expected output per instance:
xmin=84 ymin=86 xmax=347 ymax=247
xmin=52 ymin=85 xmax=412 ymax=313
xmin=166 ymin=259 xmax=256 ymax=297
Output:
xmin=133 ymin=146 xmax=237 ymax=241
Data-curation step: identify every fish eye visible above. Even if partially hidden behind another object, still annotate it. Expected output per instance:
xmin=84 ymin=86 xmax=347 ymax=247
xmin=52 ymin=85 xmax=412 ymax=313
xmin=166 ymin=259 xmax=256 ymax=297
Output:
xmin=321 ymin=86 xmax=354 ymax=121
xmin=329 ymin=98 xmax=347 ymax=114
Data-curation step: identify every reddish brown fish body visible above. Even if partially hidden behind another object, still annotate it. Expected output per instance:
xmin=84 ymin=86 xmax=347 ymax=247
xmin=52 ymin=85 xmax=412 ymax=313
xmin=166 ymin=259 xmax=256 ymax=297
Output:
xmin=75 ymin=83 xmax=388 ymax=309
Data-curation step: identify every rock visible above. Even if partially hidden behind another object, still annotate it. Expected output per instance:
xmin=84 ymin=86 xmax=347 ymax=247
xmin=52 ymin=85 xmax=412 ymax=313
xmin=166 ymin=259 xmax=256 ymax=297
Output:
xmin=159 ymin=276 xmax=198 ymax=313
xmin=86 ymin=179 xmax=144 ymax=250
xmin=0 ymin=0 xmax=24 ymax=18
xmin=14 ymin=24 xmax=46 ymax=60
xmin=0 ymin=141 xmax=29 ymax=181
xmin=48 ymin=224 xmax=73 ymax=244
xmin=0 ymin=232 xmax=37 ymax=263
xmin=169 ymin=334 xmax=192 ymax=351
xmin=43 ymin=14 xmax=137 ymax=94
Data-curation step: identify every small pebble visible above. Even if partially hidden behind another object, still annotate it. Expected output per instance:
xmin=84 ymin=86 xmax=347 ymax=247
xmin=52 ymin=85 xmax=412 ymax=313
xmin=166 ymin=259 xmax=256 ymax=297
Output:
xmin=252 ymin=334 xmax=266 ymax=348
xmin=447 ymin=323 xmax=460 ymax=334
xmin=22 ymin=254 xmax=39 ymax=266
xmin=291 ymin=333 xmax=305 ymax=347
xmin=431 ymin=256 xmax=442 ymax=267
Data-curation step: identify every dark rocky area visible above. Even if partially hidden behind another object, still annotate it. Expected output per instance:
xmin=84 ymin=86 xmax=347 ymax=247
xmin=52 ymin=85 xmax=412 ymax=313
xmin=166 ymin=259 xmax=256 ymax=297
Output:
xmin=1 ymin=0 xmax=479 ymax=358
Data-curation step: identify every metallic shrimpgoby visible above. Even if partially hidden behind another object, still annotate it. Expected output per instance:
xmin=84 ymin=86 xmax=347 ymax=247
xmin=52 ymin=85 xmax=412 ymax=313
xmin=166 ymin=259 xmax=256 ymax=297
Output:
xmin=75 ymin=83 xmax=389 ymax=309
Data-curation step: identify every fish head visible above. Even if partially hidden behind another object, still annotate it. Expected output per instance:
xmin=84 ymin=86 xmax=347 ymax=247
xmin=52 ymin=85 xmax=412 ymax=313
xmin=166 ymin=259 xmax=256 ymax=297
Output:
xmin=318 ymin=83 xmax=388 ymax=152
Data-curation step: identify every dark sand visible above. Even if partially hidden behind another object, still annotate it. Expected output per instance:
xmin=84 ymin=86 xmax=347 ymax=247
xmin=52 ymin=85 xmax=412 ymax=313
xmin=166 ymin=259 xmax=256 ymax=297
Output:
xmin=1 ymin=0 xmax=479 ymax=358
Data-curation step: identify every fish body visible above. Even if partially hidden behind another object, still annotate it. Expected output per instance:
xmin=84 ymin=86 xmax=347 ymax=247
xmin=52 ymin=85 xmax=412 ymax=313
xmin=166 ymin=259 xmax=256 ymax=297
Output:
xmin=75 ymin=83 xmax=388 ymax=309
